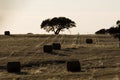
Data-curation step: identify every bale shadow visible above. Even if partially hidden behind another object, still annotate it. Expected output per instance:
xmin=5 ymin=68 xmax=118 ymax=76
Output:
xmin=62 ymin=48 xmax=77 ymax=52
xmin=0 ymin=66 xmax=6 ymax=70
xmin=14 ymin=72 xmax=28 ymax=75
xmin=22 ymin=60 xmax=66 ymax=68
xmin=40 ymin=60 xmax=66 ymax=65
xmin=0 ymin=66 xmax=28 ymax=75
xmin=84 ymin=65 xmax=120 ymax=70
xmin=51 ymin=52 xmax=68 ymax=56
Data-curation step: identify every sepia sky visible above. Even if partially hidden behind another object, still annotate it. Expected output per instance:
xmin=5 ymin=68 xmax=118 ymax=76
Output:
xmin=0 ymin=0 xmax=120 ymax=34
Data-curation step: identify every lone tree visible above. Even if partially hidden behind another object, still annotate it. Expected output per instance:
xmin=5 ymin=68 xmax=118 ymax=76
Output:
xmin=40 ymin=17 xmax=76 ymax=35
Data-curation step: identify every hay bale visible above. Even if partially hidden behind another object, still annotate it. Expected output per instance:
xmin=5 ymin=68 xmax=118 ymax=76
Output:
xmin=4 ymin=31 xmax=10 ymax=36
xmin=7 ymin=62 xmax=21 ymax=73
xmin=86 ymin=38 xmax=93 ymax=44
xmin=52 ymin=43 xmax=61 ymax=50
xmin=67 ymin=60 xmax=81 ymax=72
xmin=43 ymin=45 xmax=53 ymax=53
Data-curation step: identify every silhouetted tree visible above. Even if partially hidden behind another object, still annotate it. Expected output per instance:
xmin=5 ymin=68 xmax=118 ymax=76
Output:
xmin=95 ymin=28 xmax=106 ymax=34
xmin=109 ymin=20 xmax=120 ymax=47
xmin=114 ymin=20 xmax=120 ymax=42
xmin=40 ymin=17 xmax=76 ymax=35
xmin=106 ymin=27 xmax=118 ymax=35
xmin=95 ymin=20 xmax=120 ymax=47
xmin=116 ymin=20 xmax=120 ymax=26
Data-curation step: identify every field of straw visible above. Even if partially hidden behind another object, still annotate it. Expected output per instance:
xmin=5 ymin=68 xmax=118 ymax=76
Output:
xmin=0 ymin=34 xmax=120 ymax=80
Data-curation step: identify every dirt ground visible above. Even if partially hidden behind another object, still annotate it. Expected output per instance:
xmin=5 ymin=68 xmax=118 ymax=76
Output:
xmin=0 ymin=34 xmax=120 ymax=80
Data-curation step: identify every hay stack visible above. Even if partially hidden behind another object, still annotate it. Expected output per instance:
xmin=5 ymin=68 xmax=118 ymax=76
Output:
xmin=86 ymin=38 xmax=93 ymax=44
xmin=67 ymin=60 xmax=81 ymax=72
xmin=43 ymin=45 xmax=53 ymax=53
xmin=52 ymin=43 xmax=61 ymax=50
xmin=4 ymin=31 xmax=10 ymax=36
xmin=7 ymin=62 xmax=21 ymax=73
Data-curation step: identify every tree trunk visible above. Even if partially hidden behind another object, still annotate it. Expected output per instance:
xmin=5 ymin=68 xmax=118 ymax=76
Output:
xmin=119 ymin=37 xmax=120 ymax=48
xmin=55 ymin=32 xmax=59 ymax=35
xmin=54 ymin=29 xmax=61 ymax=35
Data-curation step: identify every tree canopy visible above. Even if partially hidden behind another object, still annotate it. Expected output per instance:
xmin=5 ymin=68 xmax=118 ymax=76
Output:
xmin=95 ymin=28 xmax=106 ymax=34
xmin=95 ymin=20 xmax=120 ymax=40
xmin=40 ymin=17 xmax=76 ymax=34
xmin=95 ymin=20 xmax=120 ymax=35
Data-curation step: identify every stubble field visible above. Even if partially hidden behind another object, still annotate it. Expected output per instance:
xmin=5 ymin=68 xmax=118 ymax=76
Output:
xmin=0 ymin=34 xmax=120 ymax=80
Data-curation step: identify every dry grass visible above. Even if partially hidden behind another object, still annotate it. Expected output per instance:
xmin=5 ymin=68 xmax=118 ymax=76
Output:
xmin=0 ymin=34 xmax=120 ymax=80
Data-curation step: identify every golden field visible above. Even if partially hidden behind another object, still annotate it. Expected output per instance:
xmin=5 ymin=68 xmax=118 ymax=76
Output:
xmin=0 ymin=34 xmax=120 ymax=80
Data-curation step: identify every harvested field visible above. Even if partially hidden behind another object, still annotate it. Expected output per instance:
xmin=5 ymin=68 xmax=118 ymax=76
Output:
xmin=0 ymin=34 xmax=119 ymax=80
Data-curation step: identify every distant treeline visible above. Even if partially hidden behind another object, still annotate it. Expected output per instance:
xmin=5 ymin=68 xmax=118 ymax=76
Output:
xmin=95 ymin=20 xmax=120 ymax=35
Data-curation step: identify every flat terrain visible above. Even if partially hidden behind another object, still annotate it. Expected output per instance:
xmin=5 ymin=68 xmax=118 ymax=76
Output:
xmin=0 ymin=34 xmax=120 ymax=80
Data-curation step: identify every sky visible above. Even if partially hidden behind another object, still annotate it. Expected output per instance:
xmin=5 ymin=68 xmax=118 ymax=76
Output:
xmin=0 ymin=0 xmax=120 ymax=34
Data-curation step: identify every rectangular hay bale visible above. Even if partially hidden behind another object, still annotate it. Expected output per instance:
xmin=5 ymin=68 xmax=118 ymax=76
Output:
xmin=52 ymin=43 xmax=61 ymax=50
xmin=4 ymin=31 xmax=10 ymax=36
xmin=86 ymin=38 xmax=93 ymax=44
xmin=7 ymin=62 xmax=21 ymax=73
xmin=67 ymin=60 xmax=81 ymax=72
xmin=43 ymin=45 xmax=53 ymax=53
